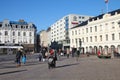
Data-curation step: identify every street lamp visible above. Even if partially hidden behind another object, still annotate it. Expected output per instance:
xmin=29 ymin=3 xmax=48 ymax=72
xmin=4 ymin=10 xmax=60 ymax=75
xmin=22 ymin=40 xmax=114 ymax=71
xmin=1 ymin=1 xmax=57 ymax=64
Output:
xmin=79 ymin=39 xmax=82 ymax=54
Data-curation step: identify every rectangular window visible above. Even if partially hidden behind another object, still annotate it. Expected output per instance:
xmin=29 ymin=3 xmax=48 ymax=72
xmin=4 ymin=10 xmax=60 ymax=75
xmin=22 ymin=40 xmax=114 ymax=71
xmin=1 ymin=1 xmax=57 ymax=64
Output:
xmin=86 ymin=28 xmax=88 ymax=33
xmin=82 ymin=38 xmax=84 ymax=43
xmin=75 ymin=38 xmax=77 ymax=44
xmin=95 ymin=36 xmax=97 ymax=42
xmin=79 ymin=29 xmax=80 ymax=34
xmin=112 ymin=34 xmax=115 ymax=40
xmin=13 ymin=32 xmax=15 ymax=36
xmin=95 ymin=26 xmax=97 ymax=32
xmin=75 ymin=30 xmax=77 ymax=35
xmin=79 ymin=38 xmax=82 ymax=47
xmin=5 ymin=31 xmax=8 ymax=36
xmin=18 ymin=32 xmax=20 ymax=36
xmin=118 ymin=22 xmax=120 ymax=28
xmin=79 ymin=16 xmax=81 ymax=19
xmin=73 ymin=16 xmax=77 ymax=21
xmin=72 ymin=39 xmax=74 ymax=43
xmin=29 ymin=32 xmax=32 ymax=36
xmin=13 ymin=39 xmax=15 ymax=43
xmin=29 ymin=39 xmax=32 ymax=44
xmin=23 ymin=32 xmax=26 ymax=36
xmin=82 ymin=17 xmax=85 ymax=19
xmin=0 ymin=24 xmax=2 ymax=27
xmin=106 ymin=34 xmax=108 ymax=41
xmin=86 ymin=37 xmax=88 ymax=42
xmin=119 ymin=33 xmax=120 ymax=40
xmin=82 ymin=29 xmax=84 ymax=34
xmin=90 ymin=27 xmax=92 ymax=32
xmin=90 ymin=37 xmax=92 ymax=42
xmin=100 ymin=35 xmax=102 ymax=41
xmin=0 ymin=32 xmax=2 ymax=35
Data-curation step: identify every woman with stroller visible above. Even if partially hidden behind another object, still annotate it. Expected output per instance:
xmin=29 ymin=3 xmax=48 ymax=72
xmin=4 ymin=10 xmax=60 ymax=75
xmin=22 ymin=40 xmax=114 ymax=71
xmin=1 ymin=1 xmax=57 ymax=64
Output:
xmin=48 ymin=49 xmax=57 ymax=69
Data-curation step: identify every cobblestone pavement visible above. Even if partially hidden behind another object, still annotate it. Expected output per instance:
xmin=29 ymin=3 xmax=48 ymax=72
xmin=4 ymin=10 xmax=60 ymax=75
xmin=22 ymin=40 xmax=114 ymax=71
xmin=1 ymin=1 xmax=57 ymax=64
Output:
xmin=0 ymin=55 xmax=120 ymax=80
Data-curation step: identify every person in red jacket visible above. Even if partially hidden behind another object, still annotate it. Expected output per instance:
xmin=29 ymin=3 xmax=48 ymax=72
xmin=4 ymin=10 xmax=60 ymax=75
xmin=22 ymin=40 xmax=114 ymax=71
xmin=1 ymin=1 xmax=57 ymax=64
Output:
xmin=97 ymin=50 xmax=101 ymax=56
xmin=49 ymin=49 xmax=54 ymax=55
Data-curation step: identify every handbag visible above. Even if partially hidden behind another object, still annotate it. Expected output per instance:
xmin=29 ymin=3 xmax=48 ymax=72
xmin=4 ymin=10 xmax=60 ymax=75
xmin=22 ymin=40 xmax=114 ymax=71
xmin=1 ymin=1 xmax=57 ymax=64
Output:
xmin=22 ymin=56 xmax=26 ymax=63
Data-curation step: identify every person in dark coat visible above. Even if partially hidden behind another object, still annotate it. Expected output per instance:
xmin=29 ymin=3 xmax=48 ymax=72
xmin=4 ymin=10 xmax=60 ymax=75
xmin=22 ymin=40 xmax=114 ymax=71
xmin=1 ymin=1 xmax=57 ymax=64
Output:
xmin=76 ymin=50 xmax=80 ymax=61
xmin=38 ymin=53 xmax=42 ymax=61
xmin=16 ymin=48 xmax=23 ymax=67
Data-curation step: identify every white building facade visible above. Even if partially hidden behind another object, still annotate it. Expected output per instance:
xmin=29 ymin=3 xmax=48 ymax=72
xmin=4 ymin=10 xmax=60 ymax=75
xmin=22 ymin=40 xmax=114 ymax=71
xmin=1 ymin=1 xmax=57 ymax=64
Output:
xmin=70 ymin=9 xmax=120 ymax=55
xmin=50 ymin=14 xmax=92 ymax=49
xmin=0 ymin=19 xmax=37 ymax=54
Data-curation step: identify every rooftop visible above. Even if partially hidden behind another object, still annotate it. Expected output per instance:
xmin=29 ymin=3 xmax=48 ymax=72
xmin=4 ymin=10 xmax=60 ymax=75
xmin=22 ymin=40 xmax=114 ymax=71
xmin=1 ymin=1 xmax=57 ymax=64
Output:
xmin=72 ymin=9 xmax=120 ymax=29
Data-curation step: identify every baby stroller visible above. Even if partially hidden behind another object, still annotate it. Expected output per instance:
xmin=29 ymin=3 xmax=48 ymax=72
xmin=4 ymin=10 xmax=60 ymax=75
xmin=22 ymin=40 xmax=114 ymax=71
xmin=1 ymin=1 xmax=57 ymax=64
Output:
xmin=48 ymin=56 xmax=56 ymax=69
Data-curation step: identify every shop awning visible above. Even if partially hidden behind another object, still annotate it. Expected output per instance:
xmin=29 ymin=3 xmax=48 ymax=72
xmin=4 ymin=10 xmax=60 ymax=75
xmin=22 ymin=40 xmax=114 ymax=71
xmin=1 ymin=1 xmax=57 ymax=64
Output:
xmin=0 ymin=46 xmax=23 ymax=49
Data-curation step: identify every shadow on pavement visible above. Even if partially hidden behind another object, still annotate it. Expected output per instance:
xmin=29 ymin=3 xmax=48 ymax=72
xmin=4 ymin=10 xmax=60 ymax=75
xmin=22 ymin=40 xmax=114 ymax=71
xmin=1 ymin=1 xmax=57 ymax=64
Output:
xmin=24 ymin=61 xmax=45 ymax=66
xmin=0 ymin=65 xmax=17 ymax=69
xmin=0 ymin=61 xmax=44 ymax=69
xmin=0 ymin=69 xmax=27 ymax=75
xmin=56 ymin=63 xmax=79 ymax=68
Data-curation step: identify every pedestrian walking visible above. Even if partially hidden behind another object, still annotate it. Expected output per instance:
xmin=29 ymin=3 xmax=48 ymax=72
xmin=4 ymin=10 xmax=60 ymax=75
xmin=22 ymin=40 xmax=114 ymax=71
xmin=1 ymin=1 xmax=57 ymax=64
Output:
xmin=66 ymin=48 xmax=70 ymax=58
xmin=76 ymin=50 xmax=80 ymax=61
xmin=38 ymin=53 xmax=42 ymax=61
xmin=72 ymin=48 xmax=76 ymax=57
xmin=42 ymin=48 xmax=47 ymax=62
xmin=16 ymin=48 xmax=23 ymax=67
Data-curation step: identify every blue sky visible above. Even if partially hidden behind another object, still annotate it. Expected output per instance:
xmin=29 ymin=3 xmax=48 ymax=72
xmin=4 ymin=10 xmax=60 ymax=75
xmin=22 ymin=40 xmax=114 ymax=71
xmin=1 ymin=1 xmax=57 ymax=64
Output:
xmin=0 ymin=0 xmax=120 ymax=32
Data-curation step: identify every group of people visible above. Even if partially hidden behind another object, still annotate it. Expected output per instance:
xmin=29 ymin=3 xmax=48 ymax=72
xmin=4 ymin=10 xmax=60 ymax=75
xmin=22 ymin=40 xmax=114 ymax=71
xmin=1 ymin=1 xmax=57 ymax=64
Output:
xmin=15 ymin=47 xmax=81 ymax=68
xmin=15 ymin=48 xmax=26 ymax=67
xmin=38 ymin=48 xmax=81 ymax=62
xmin=38 ymin=48 xmax=57 ymax=62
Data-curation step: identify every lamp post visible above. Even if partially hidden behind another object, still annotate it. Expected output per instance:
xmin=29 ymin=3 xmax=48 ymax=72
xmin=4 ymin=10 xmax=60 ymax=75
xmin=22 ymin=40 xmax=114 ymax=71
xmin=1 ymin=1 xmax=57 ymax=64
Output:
xmin=79 ymin=39 xmax=82 ymax=54
xmin=48 ymin=44 xmax=50 ymax=51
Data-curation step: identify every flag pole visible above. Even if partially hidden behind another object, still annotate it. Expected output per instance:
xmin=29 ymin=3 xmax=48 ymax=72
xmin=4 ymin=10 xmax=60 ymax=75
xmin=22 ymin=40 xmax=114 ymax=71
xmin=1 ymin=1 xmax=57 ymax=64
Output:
xmin=105 ymin=0 xmax=109 ymax=13
xmin=106 ymin=2 xmax=108 ymax=13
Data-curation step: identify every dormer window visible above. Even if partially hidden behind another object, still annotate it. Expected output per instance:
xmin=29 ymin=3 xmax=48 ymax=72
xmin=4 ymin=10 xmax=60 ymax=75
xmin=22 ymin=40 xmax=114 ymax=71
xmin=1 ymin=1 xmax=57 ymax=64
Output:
xmin=16 ymin=25 xmax=18 ymax=28
xmin=26 ymin=26 xmax=28 ymax=28
xmin=5 ymin=24 xmax=7 ymax=27
xmin=21 ymin=26 xmax=23 ymax=28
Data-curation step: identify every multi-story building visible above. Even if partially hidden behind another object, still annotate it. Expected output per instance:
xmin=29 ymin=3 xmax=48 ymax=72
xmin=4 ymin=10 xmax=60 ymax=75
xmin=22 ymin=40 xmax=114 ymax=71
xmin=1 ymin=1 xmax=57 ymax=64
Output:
xmin=39 ymin=28 xmax=51 ymax=52
xmin=0 ymin=19 xmax=37 ymax=54
xmin=39 ymin=28 xmax=51 ymax=46
xmin=50 ymin=14 xmax=92 ymax=49
xmin=70 ymin=9 xmax=120 ymax=55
